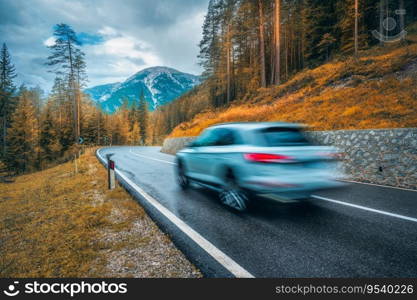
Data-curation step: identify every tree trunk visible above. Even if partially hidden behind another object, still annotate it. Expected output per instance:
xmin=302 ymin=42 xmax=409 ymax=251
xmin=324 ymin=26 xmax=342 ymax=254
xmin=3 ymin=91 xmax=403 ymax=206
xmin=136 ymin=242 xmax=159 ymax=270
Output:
xmin=67 ymin=39 xmax=79 ymax=145
xmin=291 ymin=22 xmax=293 ymax=73
xmin=258 ymin=0 xmax=266 ymax=88
xmin=379 ymin=0 xmax=384 ymax=44
xmin=77 ymin=85 xmax=80 ymax=142
xmin=2 ymin=116 xmax=5 ymax=157
xmin=399 ymin=0 xmax=405 ymax=39
xmin=386 ymin=0 xmax=389 ymax=39
xmin=97 ymin=113 xmax=101 ymax=145
xmin=284 ymin=24 xmax=288 ymax=80
xmin=354 ymin=0 xmax=359 ymax=57
xmin=226 ymin=24 xmax=231 ymax=104
xmin=274 ymin=0 xmax=281 ymax=85
xmin=301 ymin=3 xmax=305 ymax=69
xmin=270 ymin=30 xmax=275 ymax=85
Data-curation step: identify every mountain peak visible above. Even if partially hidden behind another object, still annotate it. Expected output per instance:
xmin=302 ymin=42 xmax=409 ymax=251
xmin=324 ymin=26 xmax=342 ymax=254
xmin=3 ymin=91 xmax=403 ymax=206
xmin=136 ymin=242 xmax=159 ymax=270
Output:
xmin=141 ymin=66 xmax=180 ymax=73
xmin=85 ymin=66 xmax=200 ymax=113
xmin=126 ymin=66 xmax=178 ymax=82
xmin=126 ymin=66 xmax=197 ymax=81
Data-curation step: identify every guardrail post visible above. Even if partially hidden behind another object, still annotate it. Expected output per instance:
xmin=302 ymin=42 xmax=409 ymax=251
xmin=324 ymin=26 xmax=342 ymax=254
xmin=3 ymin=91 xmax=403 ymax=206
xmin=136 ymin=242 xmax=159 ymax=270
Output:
xmin=107 ymin=154 xmax=116 ymax=190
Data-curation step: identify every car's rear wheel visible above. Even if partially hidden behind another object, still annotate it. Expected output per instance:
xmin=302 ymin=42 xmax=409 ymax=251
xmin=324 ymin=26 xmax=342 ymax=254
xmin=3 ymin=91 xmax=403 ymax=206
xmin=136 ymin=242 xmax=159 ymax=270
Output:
xmin=219 ymin=171 xmax=250 ymax=212
xmin=176 ymin=161 xmax=190 ymax=190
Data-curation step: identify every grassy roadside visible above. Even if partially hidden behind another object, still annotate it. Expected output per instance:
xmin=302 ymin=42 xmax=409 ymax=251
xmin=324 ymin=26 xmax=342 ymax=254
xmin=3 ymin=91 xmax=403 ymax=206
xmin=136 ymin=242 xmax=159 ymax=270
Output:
xmin=0 ymin=148 xmax=201 ymax=278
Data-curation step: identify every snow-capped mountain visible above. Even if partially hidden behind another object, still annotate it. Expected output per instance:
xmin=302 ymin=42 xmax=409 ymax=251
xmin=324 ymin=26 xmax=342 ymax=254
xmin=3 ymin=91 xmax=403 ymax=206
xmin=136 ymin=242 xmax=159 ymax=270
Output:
xmin=85 ymin=82 xmax=121 ymax=103
xmin=84 ymin=66 xmax=200 ymax=113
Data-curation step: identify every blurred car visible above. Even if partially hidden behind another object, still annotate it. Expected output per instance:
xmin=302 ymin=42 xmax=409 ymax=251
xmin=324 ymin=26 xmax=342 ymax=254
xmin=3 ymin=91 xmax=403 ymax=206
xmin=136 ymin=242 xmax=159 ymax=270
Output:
xmin=175 ymin=122 xmax=344 ymax=211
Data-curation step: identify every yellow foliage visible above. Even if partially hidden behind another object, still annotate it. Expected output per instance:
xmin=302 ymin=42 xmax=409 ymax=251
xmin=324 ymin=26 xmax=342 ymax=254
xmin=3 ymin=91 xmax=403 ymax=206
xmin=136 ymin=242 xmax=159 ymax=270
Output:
xmin=0 ymin=149 xmax=141 ymax=277
xmin=170 ymin=42 xmax=417 ymax=137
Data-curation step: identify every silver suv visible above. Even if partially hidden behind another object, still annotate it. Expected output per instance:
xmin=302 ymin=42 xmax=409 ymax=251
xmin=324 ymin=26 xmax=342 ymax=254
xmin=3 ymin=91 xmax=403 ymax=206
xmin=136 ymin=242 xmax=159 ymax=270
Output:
xmin=175 ymin=122 xmax=343 ymax=211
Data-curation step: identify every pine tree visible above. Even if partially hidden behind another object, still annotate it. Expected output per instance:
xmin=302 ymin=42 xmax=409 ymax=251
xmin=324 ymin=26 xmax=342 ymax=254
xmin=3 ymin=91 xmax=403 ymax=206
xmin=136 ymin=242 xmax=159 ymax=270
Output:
xmin=73 ymin=49 xmax=88 ymax=88
xmin=111 ymin=114 xmax=129 ymax=145
xmin=46 ymin=24 xmax=81 ymax=83
xmin=46 ymin=23 xmax=86 ymax=145
xmin=81 ymin=103 xmax=101 ymax=145
xmin=40 ymin=102 xmax=61 ymax=164
xmin=303 ymin=0 xmax=338 ymax=64
xmin=6 ymin=91 xmax=38 ymax=173
xmin=232 ymin=0 xmax=260 ymax=96
xmin=274 ymin=0 xmax=281 ymax=85
xmin=258 ymin=0 xmax=266 ymax=88
xmin=50 ymin=77 xmax=66 ymax=134
xmin=355 ymin=0 xmax=359 ymax=56
xmin=49 ymin=77 xmax=73 ymax=153
xmin=317 ymin=33 xmax=337 ymax=61
xmin=337 ymin=0 xmax=368 ymax=55
xmin=128 ymin=121 xmax=140 ymax=145
xmin=198 ymin=0 xmax=222 ymax=78
xmin=0 ymin=43 xmax=17 ymax=158
xmin=137 ymin=91 xmax=148 ymax=145
xmin=128 ymin=101 xmax=138 ymax=131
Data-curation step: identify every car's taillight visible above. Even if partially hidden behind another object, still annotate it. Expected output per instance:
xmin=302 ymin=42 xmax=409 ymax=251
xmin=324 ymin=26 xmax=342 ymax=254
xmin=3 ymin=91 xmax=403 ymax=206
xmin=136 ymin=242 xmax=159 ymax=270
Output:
xmin=243 ymin=153 xmax=295 ymax=163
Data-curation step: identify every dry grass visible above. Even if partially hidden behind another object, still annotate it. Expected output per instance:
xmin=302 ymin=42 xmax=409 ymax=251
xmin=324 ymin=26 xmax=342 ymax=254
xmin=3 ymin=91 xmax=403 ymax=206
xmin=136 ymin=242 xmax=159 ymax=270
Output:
xmin=0 ymin=148 xmax=201 ymax=278
xmin=170 ymin=41 xmax=417 ymax=137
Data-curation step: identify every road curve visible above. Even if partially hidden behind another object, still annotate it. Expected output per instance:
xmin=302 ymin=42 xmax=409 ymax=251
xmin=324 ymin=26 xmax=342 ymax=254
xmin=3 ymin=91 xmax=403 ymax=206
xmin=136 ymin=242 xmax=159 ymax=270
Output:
xmin=97 ymin=146 xmax=417 ymax=278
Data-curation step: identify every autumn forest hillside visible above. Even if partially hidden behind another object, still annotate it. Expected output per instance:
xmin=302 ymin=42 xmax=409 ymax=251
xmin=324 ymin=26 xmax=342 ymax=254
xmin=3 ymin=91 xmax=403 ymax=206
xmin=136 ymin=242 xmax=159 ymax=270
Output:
xmin=149 ymin=0 xmax=417 ymax=140
xmin=169 ymin=36 xmax=417 ymax=137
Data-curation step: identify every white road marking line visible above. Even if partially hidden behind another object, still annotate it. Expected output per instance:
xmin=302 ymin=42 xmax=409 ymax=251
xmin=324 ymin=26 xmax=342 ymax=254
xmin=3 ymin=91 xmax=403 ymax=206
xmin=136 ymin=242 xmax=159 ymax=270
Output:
xmin=127 ymin=148 xmax=417 ymax=223
xmin=312 ymin=195 xmax=417 ymax=224
xmin=130 ymin=150 xmax=417 ymax=193
xmin=97 ymin=150 xmax=254 ymax=278
xmin=340 ymin=179 xmax=417 ymax=192
xmin=129 ymin=148 xmax=176 ymax=165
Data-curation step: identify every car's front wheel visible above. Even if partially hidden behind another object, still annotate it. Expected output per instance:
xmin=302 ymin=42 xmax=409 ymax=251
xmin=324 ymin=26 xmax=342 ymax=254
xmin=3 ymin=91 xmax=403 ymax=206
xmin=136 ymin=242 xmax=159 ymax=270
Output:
xmin=176 ymin=161 xmax=190 ymax=190
xmin=219 ymin=171 xmax=250 ymax=212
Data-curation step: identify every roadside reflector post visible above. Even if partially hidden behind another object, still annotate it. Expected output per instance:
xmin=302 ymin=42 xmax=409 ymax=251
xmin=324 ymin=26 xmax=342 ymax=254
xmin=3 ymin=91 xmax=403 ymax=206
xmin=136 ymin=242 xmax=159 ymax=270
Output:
xmin=107 ymin=154 xmax=116 ymax=190
xmin=74 ymin=155 xmax=78 ymax=174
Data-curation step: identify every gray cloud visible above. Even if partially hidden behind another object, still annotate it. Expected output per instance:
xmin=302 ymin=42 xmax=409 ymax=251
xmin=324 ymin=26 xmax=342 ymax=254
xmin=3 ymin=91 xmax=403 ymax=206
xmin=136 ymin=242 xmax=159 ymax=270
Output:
xmin=0 ymin=0 xmax=208 ymax=93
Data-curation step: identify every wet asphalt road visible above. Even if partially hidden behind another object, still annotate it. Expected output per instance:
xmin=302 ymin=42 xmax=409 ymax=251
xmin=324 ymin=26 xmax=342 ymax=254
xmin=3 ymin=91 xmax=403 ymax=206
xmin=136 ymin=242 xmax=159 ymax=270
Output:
xmin=97 ymin=146 xmax=417 ymax=278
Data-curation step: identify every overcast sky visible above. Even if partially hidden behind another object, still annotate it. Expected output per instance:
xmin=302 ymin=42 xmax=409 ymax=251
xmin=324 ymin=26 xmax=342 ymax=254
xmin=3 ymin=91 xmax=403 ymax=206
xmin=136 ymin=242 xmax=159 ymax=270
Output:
xmin=0 ymin=0 xmax=209 ymax=94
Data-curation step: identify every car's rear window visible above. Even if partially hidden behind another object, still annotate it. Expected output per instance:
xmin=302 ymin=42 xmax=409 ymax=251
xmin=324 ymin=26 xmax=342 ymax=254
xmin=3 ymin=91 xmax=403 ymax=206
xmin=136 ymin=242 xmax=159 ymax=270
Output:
xmin=258 ymin=127 xmax=310 ymax=146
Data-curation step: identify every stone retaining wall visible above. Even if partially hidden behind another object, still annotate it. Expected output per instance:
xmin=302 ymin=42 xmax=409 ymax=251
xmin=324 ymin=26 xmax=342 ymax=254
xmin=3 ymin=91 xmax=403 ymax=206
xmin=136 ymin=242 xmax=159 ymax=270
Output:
xmin=161 ymin=128 xmax=417 ymax=189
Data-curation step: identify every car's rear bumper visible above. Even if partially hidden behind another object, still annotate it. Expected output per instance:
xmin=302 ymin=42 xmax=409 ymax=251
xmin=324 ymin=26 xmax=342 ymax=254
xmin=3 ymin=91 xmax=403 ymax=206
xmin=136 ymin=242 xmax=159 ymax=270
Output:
xmin=241 ymin=177 xmax=346 ymax=200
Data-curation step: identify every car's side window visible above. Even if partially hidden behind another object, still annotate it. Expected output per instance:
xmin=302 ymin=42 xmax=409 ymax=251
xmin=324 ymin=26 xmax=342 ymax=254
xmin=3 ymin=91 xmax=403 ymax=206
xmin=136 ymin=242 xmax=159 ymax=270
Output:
xmin=203 ymin=129 xmax=223 ymax=146
xmin=193 ymin=128 xmax=239 ymax=147
xmin=193 ymin=129 xmax=217 ymax=147
xmin=215 ymin=129 xmax=236 ymax=146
